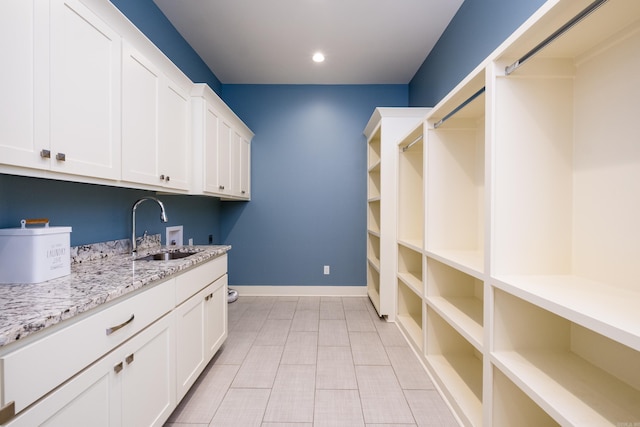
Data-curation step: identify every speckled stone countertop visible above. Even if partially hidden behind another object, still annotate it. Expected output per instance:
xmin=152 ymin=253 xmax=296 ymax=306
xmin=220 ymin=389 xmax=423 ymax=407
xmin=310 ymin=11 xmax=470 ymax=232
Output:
xmin=0 ymin=237 xmax=230 ymax=348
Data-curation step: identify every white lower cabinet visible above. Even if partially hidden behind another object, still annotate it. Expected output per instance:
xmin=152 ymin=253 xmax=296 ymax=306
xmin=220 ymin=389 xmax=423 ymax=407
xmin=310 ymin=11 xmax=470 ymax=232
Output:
xmin=0 ymin=255 xmax=228 ymax=426
xmin=175 ymin=274 xmax=227 ymax=401
xmin=6 ymin=313 xmax=175 ymax=427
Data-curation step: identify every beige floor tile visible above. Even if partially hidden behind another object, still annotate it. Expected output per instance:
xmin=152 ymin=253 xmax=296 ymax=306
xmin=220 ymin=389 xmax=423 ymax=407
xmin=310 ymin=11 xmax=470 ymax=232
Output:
xmin=314 ymin=389 xmax=364 ymax=427
xmin=345 ymin=309 xmax=376 ymax=332
xmin=168 ymin=364 xmax=239 ymax=423
xmin=295 ymin=296 xmax=320 ymax=311
xmin=365 ymin=424 xmax=416 ymax=427
xmin=254 ymin=319 xmax=291 ymax=346
xmin=262 ymin=423 xmax=312 ymax=427
xmin=290 ymin=310 xmax=319 ymax=332
xmin=316 ymin=346 xmax=357 ymax=390
xmin=404 ymin=390 xmax=459 ymax=427
xmin=342 ymin=296 xmax=369 ymax=311
xmin=232 ymin=308 xmax=271 ymax=332
xmin=375 ymin=320 xmax=410 ymax=347
xmin=386 ymin=346 xmax=434 ymax=390
xmin=349 ymin=331 xmax=390 ymax=365
xmin=214 ymin=331 xmax=257 ymax=365
xmin=318 ymin=319 xmax=350 ymax=346
xmin=281 ymin=331 xmax=318 ymax=365
xmin=272 ymin=364 xmax=316 ymax=391
xmin=268 ymin=300 xmax=298 ymax=319
xmin=356 ymin=365 xmax=415 ymax=424
xmin=264 ymin=365 xmax=315 ymax=422
xmin=232 ymin=345 xmax=283 ymax=388
xmin=165 ymin=423 xmax=208 ymax=427
xmin=319 ymin=298 xmax=345 ymax=319
xmin=209 ymin=388 xmax=270 ymax=427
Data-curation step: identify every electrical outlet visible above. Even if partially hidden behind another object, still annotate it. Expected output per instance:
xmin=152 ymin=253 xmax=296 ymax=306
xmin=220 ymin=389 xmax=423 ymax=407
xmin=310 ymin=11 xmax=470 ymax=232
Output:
xmin=324 ymin=265 xmax=330 ymax=275
xmin=188 ymin=238 xmax=194 ymax=246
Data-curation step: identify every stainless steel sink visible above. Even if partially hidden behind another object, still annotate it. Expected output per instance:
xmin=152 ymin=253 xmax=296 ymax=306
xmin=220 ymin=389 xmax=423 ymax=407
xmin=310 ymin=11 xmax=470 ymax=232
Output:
xmin=135 ymin=251 xmax=199 ymax=261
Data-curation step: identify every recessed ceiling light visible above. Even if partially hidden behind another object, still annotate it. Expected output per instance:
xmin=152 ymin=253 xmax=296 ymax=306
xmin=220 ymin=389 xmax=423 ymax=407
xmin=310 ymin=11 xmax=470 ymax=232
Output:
xmin=312 ymin=52 xmax=325 ymax=63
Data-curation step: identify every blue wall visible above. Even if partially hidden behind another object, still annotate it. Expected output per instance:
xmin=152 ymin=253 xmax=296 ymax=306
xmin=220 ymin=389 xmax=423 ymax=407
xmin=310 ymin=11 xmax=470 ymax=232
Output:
xmin=0 ymin=174 xmax=221 ymax=247
xmin=110 ymin=0 xmax=222 ymax=94
xmin=220 ymin=85 xmax=407 ymax=286
xmin=409 ymin=0 xmax=546 ymax=107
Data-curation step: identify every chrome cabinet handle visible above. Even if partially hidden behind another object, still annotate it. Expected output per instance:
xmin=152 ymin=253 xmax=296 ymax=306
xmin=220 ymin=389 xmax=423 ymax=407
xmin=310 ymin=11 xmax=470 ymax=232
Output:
xmin=166 ymin=176 xmax=170 ymax=182
xmin=205 ymin=292 xmax=214 ymax=301
xmin=40 ymin=149 xmax=51 ymax=159
xmin=219 ymin=185 xmax=225 ymax=190
xmin=126 ymin=353 xmax=134 ymax=365
xmin=114 ymin=361 xmax=124 ymax=374
xmin=106 ymin=314 xmax=135 ymax=335
xmin=56 ymin=152 xmax=66 ymax=161
xmin=160 ymin=174 xmax=165 ymax=180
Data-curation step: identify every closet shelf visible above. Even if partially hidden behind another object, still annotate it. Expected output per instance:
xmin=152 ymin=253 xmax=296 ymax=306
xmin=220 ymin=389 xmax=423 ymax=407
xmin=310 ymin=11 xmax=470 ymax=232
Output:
xmin=493 ymin=275 xmax=640 ymax=352
xmin=492 ymin=350 xmax=640 ymax=426
xmin=426 ymin=249 xmax=484 ymax=280
xmin=427 ymin=296 xmax=483 ymax=351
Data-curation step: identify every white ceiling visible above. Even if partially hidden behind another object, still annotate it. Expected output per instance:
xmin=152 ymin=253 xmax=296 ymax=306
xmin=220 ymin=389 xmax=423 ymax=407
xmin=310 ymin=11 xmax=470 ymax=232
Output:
xmin=152 ymin=0 xmax=464 ymax=85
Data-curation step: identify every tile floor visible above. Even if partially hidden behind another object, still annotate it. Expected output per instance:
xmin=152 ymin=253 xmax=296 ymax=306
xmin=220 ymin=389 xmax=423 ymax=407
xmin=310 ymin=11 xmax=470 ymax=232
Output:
xmin=165 ymin=295 xmax=459 ymax=427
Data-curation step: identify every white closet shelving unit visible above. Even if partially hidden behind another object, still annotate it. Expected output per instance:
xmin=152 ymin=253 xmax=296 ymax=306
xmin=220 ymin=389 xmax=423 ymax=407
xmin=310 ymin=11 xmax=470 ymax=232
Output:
xmin=364 ymin=108 xmax=429 ymax=319
xmin=389 ymin=0 xmax=640 ymax=425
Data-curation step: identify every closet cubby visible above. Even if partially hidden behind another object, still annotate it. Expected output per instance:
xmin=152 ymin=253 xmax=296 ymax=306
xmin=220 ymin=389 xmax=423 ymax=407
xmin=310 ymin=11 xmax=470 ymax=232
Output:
xmin=396 ymin=279 xmax=424 ymax=351
xmin=367 ymin=165 xmax=381 ymax=200
xmin=366 ymin=200 xmax=380 ymax=235
xmin=367 ymin=261 xmax=381 ymax=308
xmin=367 ymin=232 xmax=380 ymax=268
xmin=426 ymin=309 xmax=483 ymax=427
xmin=492 ymin=288 xmax=640 ymax=426
xmin=397 ymin=124 xmax=425 ymax=249
xmin=492 ymin=368 xmax=559 ymax=427
xmin=426 ymin=257 xmax=483 ymax=351
xmin=426 ymin=70 xmax=485 ymax=276
xmin=397 ymin=243 xmax=423 ymax=296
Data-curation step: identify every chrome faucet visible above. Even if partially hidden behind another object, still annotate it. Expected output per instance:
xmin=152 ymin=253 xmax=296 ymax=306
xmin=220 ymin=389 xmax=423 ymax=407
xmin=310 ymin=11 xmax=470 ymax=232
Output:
xmin=131 ymin=197 xmax=168 ymax=254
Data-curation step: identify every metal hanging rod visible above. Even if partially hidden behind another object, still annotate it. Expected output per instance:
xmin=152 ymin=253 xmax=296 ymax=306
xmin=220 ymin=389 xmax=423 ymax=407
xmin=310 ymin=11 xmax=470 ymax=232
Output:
xmin=401 ymin=134 xmax=423 ymax=152
xmin=433 ymin=87 xmax=485 ymax=129
xmin=505 ymin=0 xmax=609 ymax=75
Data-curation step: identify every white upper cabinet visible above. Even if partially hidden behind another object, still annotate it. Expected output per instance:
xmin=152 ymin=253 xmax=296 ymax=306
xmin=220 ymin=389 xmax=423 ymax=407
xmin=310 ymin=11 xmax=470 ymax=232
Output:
xmin=0 ymin=1 xmax=44 ymax=170
xmin=158 ymin=79 xmax=191 ymax=191
xmin=0 ymin=0 xmax=121 ymax=181
xmin=191 ymin=84 xmax=253 ymax=200
xmin=49 ymin=0 xmax=122 ymax=180
xmin=122 ymin=44 xmax=191 ymax=192
xmin=121 ymin=43 xmax=162 ymax=186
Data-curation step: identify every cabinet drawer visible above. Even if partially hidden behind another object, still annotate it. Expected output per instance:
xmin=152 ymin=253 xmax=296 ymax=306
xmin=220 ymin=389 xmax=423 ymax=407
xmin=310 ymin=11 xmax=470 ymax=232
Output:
xmin=175 ymin=254 xmax=227 ymax=304
xmin=1 ymin=278 xmax=175 ymax=415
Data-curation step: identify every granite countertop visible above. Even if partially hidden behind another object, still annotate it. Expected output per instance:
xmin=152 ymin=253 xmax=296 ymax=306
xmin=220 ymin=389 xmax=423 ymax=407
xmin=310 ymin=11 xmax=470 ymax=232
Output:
xmin=0 ymin=239 xmax=231 ymax=349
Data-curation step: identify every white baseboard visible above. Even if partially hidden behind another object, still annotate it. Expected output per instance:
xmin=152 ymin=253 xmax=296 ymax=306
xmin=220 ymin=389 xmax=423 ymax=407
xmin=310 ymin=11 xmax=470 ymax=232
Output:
xmin=228 ymin=285 xmax=367 ymax=297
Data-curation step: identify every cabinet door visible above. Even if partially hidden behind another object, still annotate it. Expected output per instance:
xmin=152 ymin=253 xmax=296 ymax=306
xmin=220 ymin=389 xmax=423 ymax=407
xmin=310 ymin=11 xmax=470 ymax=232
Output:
xmin=5 ymin=347 xmax=116 ymax=427
xmin=49 ymin=0 xmax=121 ymax=180
xmin=119 ymin=314 xmax=175 ymax=427
xmin=175 ymin=286 xmax=207 ymax=401
xmin=239 ymin=136 xmax=251 ymax=199
xmin=230 ymin=131 xmax=242 ymax=197
xmin=0 ymin=0 xmax=48 ymax=170
xmin=159 ymin=79 xmax=190 ymax=190
xmin=217 ymin=119 xmax=232 ymax=196
xmin=203 ymin=104 xmax=222 ymax=194
xmin=205 ymin=275 xmax=228 ymax=359
xmin=121 ymin=43 xmax=161 ymax=187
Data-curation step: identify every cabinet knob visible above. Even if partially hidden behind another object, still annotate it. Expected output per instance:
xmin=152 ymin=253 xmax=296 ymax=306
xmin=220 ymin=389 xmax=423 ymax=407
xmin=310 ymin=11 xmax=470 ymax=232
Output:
xmin=219 ymin=185 xmax=225 ymax=190
xmin=40 ymin=149 xmax=51 ymax=159
xmin=166 ymin=176 xmax=170 ymax=182
xmin=126 ymin=353 xmax=135 ymax=365
xmin=55 ymin=152 xmax=66 ymax=161
xmin=241 ymin=190 xmax=246 ymax=194
xmin=160 ymin=174 xmax=165 ymax=180
xmin=114 ymin=362 xmax=124 ymax=374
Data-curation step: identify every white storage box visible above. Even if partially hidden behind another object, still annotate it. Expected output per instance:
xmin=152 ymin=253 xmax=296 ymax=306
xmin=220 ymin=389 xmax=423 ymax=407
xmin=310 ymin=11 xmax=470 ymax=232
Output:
xmin=0 ymin=219 xmax=72 ymax=284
